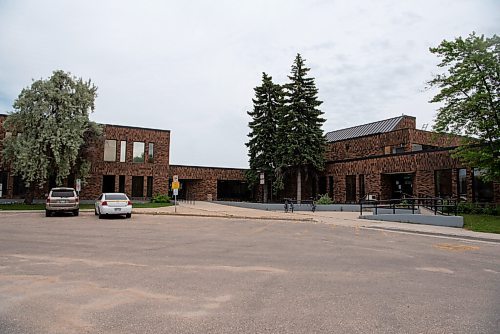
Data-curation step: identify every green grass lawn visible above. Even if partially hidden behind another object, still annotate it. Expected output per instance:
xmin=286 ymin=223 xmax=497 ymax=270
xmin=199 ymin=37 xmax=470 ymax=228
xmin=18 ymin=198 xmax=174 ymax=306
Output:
xmin=0 ymin=202 xmax=172 ymax=211
xmin=462 ymin=214 xmax=500 ymax=234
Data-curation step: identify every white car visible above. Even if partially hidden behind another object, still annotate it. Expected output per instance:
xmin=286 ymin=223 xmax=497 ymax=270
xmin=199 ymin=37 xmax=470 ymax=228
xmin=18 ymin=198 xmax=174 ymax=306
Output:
xmin=95 ymin=193 xmax=132 ymax=219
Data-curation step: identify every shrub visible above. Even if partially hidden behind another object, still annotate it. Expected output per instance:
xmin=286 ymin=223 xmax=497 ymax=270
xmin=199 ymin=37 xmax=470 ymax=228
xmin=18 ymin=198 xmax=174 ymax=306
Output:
xmin=151 ymin=194 xmax=171 ymax=203
xmin=316 ymin=194 xmax=333 ymax=205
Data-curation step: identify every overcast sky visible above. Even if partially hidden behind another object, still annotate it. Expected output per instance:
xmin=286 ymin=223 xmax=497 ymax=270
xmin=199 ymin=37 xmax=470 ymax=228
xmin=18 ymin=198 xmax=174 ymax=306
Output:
xmin=0 ymin=0 xmax=498 ymax=168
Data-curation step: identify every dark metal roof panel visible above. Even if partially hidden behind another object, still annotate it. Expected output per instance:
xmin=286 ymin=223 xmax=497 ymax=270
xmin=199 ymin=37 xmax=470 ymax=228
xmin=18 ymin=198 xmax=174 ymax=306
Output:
xmin=326 ymin=116 xmax=404 ymax=142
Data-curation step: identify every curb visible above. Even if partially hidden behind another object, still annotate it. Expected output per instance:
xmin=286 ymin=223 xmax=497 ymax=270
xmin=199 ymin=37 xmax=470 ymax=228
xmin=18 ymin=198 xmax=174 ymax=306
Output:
xmin=133 ymin=211 xmax=314 ymax=222
xmin=0 ymin=209 xmax=313 ymax=222
xmin=363 ymin=226 xmax=500 ymax=243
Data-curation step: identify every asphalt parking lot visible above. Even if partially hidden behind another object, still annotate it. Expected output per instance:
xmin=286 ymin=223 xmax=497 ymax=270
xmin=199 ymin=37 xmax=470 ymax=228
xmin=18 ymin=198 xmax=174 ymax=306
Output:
xmin=0 ymin=212 xmax=499 ymax=334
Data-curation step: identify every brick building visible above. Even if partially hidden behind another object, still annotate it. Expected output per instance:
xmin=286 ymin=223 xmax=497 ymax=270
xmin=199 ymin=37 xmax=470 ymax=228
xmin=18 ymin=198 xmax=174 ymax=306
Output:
xmin=280 ymin=115 xmax=499 ymax=204
xmin=0 ymin=114 xmax=249 ymax=201
xmin=1 ymin=113 xmax=498 ymax=203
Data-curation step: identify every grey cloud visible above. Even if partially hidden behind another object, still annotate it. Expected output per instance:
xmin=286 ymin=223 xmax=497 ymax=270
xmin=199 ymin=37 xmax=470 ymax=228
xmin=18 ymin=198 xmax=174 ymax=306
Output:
xmin=0 ymin=0 xmax=498 ymax=168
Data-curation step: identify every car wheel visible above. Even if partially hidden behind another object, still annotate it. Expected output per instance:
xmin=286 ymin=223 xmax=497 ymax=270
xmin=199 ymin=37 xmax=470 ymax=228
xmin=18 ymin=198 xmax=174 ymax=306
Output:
xmin=126 ymin=213 xmax=131 ymax=218
xmin=94 ymin=208 xmax=98 ymax=216
xmin=45 ymin=210 xmax=51 ymax=217
xmin=73 ymin=209 xmax=79 ymax=216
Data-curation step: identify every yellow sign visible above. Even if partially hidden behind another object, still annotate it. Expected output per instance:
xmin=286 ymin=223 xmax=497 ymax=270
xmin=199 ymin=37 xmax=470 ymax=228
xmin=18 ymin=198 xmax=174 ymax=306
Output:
xmin=172 ymin=181 xmax=180 ymax=190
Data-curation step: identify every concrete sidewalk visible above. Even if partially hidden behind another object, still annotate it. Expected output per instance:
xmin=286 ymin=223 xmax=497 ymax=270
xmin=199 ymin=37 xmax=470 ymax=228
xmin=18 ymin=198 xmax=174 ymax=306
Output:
xmin=133 ymin=201 xmax=500 ymax=243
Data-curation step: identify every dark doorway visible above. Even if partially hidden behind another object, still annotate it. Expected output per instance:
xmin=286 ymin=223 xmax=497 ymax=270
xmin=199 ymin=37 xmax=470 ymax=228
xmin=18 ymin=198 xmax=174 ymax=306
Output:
xmin=131 ymin=176 xmax=144 ymax=197
xmin=318 ymin=176 xmax=327 ymax=196
xmin=345 ymin=175 xmax=356 ymax=203
xmin=119 ymin=175 xmax=125 ymax=193
xmin=217 ymin=180 xmax=251 ymax=201
xmin=102 ymin=175 xmax=116 ymax=193
xmin=386 ymin=173 xmax=413 ymax=199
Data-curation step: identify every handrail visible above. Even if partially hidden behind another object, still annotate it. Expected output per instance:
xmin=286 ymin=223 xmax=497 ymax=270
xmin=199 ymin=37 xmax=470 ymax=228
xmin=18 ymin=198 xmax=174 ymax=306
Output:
xmin=360 ymin=197 xmax=458 ymax=216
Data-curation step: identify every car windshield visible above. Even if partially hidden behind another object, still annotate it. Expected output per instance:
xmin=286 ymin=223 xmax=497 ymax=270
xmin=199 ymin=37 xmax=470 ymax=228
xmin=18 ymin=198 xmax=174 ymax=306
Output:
xmin=106 ymin=194 xmax=128 ymax=200
xmin=51 ymin=191 xmax=75 ymax=198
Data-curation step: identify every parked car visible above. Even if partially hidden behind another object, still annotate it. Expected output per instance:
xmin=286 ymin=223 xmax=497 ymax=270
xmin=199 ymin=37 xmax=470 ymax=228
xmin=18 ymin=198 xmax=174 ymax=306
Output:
xmin=46 ymin=187 xmax=79 ymax=217
xmin=95 ymin=193 xmax=132 ymax=219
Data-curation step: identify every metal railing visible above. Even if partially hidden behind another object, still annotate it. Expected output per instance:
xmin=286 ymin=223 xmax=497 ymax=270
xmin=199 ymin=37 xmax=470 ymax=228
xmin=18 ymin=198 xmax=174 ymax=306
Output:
xmin=360 ymin=197 xmax=458 ymax=216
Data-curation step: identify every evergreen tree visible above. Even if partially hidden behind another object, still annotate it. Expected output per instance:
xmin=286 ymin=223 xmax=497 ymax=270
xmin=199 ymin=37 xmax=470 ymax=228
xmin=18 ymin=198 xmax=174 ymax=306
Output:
xmin=246 ymin=73 xmax=283 ymax=201
xmin=2 ymin=70 xmax=102 ymax=203
xmin=279 ymin=54 xmax=326 ymax=203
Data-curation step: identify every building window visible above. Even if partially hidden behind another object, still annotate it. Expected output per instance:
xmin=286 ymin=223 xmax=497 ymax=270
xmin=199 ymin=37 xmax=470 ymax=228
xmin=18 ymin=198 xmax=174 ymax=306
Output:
xmin=104 ymin=140 xmax=117 ymax=162
xmin=133 ymin=142 xmax=145 ymax=162
xmin=148 ymin=143 xmax=154 ymax=163
xmin=359 ymin=174 xmax=365 ymax=199
xmin=132 ymin=176 xmax=144 ymax=197
xmin=346 ymin=175 xmax=356 ymax=203
xmin=412 ymin=144 xmax=423 ymax=152
xmin=392 ymin=146 xmax=405 ymax=154
xmin=120 ymin=141 xmax=126 ymax=162
xmin=435 ymin=169 xmax=452 ymax=198
xmin=457 ymin=168 xmax=467 ymax=201
xmin=147 ymin=176 xmax=153 ymax=197
xmin=473 ymin=169 xmax=493 ymax=202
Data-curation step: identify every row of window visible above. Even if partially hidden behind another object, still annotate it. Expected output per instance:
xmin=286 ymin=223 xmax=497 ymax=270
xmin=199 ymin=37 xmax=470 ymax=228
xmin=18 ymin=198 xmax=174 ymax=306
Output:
xmin=435 ymin=168 xmax=493 ymax=202
xmin=104 ymin=140 xmax=154 ymax=163
xmin=318 ymin=168 xmax=494 ymax=203
xmin=102 ymin=175 xmax=154 ymax=198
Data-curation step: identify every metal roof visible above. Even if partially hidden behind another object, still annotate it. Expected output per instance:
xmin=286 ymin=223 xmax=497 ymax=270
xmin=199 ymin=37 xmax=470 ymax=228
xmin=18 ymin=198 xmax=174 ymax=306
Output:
xmin=326 ymin=116 xmax=405 ymax=142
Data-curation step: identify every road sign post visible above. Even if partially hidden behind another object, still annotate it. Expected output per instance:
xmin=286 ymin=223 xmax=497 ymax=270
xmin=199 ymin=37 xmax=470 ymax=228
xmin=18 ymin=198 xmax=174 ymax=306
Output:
xmin=172 ymin=176 xmax=179 ymax=213
xmin=76 ymin=179 xmax=81 ymax=196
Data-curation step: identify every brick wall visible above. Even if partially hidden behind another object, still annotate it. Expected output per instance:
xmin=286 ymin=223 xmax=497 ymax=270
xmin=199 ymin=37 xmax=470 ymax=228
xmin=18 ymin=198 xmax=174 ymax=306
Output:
xmin=323 ymin=149 xmax=467 ymax=202
xmin=80 ymin=124 xmax=170 ymax=199
xmin=169 ymin=165 xmax=247 ymax=201
xmin=325 ymin=127 xmax=462 ymax=162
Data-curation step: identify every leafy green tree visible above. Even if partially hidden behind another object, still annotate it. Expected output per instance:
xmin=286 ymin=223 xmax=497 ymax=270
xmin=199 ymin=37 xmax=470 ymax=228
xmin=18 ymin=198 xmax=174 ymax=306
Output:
xmin=2 ymin=70 xmax=102 ymax=203
xmin=428 ymin=32 xmax=500 ymax=181
xmin=279 ymin=54 xmax=326 ymax=203
xmin=246 ymin=72 xmax=284 ymax=201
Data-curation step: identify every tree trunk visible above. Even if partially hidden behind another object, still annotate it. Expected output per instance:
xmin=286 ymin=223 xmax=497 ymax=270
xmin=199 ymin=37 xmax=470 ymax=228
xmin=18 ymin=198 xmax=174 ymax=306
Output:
xmin=23 ymin=184 xmax=35 ymax=205
xmin=296 ymin=167 xmax=302 ymax=204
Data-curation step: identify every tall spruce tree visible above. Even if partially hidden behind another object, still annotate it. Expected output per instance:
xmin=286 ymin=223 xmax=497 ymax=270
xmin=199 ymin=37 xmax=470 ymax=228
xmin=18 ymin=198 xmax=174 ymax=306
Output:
xmin=280 ymin=54 xmax=326 ymax=203
xmin=246 ymin=73 xmax=283 ymax=202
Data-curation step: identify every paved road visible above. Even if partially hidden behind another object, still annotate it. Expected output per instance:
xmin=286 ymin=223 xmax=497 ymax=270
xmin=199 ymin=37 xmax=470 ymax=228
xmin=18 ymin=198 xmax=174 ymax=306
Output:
xmin=0 ymin=212 xmax=499 ymax=334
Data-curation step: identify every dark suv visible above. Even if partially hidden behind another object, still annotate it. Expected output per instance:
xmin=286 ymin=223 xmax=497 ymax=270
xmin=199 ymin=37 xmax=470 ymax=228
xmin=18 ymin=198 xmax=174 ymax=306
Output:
xmin=46 ymin=187 xmax=79 ymax=217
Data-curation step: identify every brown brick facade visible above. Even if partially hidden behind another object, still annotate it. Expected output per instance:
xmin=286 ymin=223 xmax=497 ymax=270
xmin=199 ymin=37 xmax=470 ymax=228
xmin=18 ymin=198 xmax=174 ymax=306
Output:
xmin=80 ymin=124 xmax=171 ymax=199
xmin=169 ymin=165 xmax=247 ymax=201
xmin=320 ymin=116 xmax=498 ymax=204
xmin=1 ymin=113 xmax=498 ymax=204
